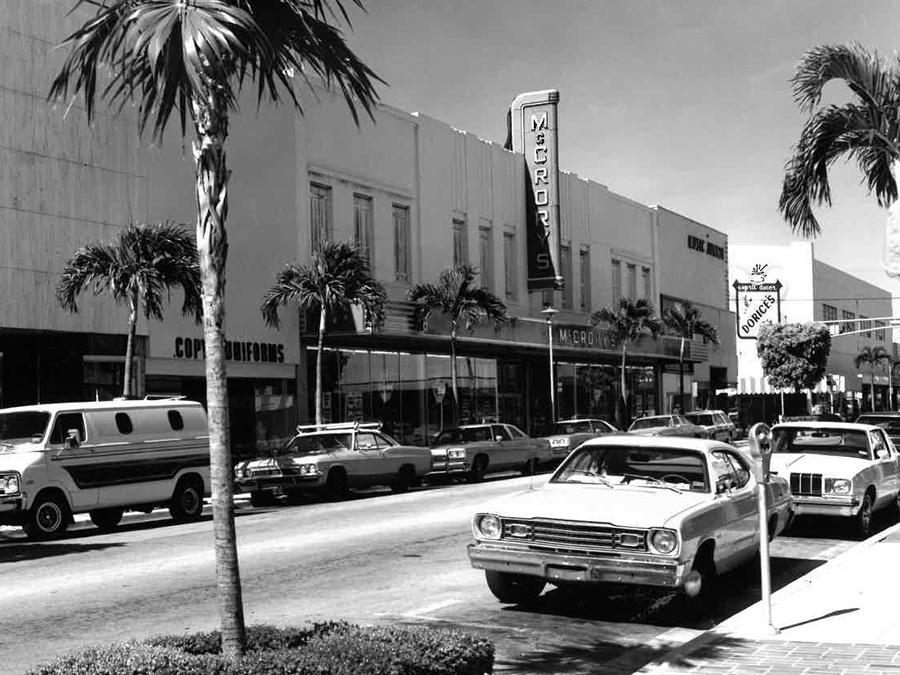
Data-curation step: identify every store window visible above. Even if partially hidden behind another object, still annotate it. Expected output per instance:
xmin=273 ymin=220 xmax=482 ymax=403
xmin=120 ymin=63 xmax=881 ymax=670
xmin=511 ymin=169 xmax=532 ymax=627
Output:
xmin=822 ymin=304 xmax=837 ymax=322
xmin=353 ymin=193 xmax=374 ymax=263
xmin=841 ymin=310 xmax=856 ymax=334
xmin=309 ymin=182 xmax=332 ymax=252
xmin=393 ymin=204 xmax=411 ymax=281
xmin=479 ymin=224 xmax=494 ymax=290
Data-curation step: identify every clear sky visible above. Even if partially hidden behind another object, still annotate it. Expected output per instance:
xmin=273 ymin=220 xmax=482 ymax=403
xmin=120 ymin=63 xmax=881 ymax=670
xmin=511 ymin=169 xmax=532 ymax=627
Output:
xmin=346 ymin=0 xmax=900 ymax=300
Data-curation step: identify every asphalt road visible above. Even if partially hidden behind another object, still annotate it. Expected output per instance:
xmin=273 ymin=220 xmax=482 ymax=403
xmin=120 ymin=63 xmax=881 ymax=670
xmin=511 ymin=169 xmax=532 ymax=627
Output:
xmin=0 ymin=472 xmax=884 ymax=675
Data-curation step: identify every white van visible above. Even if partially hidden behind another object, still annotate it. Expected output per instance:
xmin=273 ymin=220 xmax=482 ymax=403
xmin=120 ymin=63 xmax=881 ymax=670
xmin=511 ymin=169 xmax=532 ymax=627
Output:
xmin=0 ymin=399 xmax=210 ymax=539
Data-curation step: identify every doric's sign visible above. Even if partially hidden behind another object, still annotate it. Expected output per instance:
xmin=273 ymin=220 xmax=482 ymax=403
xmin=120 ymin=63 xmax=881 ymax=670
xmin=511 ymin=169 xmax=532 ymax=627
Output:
xmin=733 ymin=280 xmax=782 ymax=340
xmin=509 ymin=90 xmax=564 ymax=292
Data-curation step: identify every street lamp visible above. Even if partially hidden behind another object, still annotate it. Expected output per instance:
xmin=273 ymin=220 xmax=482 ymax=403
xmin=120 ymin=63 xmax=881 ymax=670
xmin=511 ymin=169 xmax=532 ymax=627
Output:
xmin=541 ymin=306 xmax=559 ymax=422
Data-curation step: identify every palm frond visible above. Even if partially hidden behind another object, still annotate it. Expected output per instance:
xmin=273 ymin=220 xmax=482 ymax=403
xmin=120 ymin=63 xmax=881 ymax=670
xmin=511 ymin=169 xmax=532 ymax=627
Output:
xmin=792 ymin=43 xmax=892 ymax=114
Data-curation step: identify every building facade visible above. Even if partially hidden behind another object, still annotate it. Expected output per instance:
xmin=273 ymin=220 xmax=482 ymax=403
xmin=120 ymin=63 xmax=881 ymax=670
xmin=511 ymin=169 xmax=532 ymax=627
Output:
xmin=730 ymin=242 xmax=897 ymax=416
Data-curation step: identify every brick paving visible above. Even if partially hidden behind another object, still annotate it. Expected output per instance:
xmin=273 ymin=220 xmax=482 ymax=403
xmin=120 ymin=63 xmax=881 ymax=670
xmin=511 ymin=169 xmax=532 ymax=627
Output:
xmin=637 ymin=636 xmax=900 ymax=674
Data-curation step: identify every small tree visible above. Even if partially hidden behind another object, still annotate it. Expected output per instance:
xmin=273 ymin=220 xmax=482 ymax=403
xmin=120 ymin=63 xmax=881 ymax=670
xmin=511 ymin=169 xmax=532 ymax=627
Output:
xmin=757 ymin=322 xmax=831 ymax=393
xmin=57 ymin=222 xmax=202 ymax=397
xmin=662 ymin=301 xmax=719 ymax=411
xmin=592 ymin=298 xmax=661 ymax=428
xmin=855 ymin=345 xmax=892 ymax=412
xmin=261 ymin=241 xmax=386 ymax=426
xmin=407 ymin=264 xmax=507 ymax=425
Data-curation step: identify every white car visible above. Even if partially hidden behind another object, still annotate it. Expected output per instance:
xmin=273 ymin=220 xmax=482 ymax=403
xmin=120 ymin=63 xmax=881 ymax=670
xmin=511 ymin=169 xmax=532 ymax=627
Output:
xmin=468 ymin=435 xmax=793 ymax=605
xmin=769 ymin=421 xmax=900 ymax=539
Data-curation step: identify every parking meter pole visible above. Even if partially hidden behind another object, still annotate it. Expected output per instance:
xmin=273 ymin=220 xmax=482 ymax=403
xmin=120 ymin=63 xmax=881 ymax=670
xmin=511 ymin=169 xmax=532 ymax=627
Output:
xmin=748 ymin=422 xmax=780 ymax=635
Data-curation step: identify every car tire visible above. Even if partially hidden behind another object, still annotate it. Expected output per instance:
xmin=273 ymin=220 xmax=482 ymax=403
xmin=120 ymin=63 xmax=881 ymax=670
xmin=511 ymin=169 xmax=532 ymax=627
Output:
xmin=24 ymin=492 xmax=71 ymax=541
xmin=325 ymin=469 xmax=350 ymax=500
xmin=855 ymin=491 xmax=874 ymax=540
xmin=89 ymin=507 xmax=124 ymax=532
xmin=520 ymin=458 xmax=539 ymax=476
xmin=169 ymin=477 xmax=204 ymax=522
xmin=467 ymin=456 xmax=488 ymax=483
xmin=390 ymin=466 xmax=415 ymax=494
xmin=485 ymin=571 xmax=545 ymax=604
xmin=683 ymin=548 xmax=717 ymax=614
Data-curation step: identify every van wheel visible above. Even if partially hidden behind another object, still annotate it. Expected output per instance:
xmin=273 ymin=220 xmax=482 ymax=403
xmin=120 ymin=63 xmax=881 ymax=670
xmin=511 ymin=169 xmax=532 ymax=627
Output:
xmin=24 ymin=493 xmax=70 ymax=541
xmin=90 ymin=508 xmax=124 ymax=532
xmin=169 ymin=478 xmax=204 ymax=522
xmin=485 ymin=571 xmax=545 ymax=604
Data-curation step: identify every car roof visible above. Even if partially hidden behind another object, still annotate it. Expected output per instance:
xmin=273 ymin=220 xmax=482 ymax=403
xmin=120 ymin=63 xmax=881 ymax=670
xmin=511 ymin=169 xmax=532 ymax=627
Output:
xmin=773 ymin=421 xmax=882 ymax=432
xmin=0 ymin=399 xmax=204 ymax=414
xmin=686 ymin=410 xmax=725 ymax=415
xmin=578 ymin=434 xmax=729 ymax=452
xmin=857 ymin=412 xmax=900 ymax=418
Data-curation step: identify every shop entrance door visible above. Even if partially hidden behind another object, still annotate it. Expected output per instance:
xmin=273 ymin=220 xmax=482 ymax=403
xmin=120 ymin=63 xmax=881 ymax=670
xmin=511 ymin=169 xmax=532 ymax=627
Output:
xmin=228 ymin=379 xmax=256 ymax=461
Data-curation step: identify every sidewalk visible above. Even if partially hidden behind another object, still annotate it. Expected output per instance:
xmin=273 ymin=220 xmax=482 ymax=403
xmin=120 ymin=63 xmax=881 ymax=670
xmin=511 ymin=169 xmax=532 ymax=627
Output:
xmin=636 ymin=521 xmax=900 ymax=673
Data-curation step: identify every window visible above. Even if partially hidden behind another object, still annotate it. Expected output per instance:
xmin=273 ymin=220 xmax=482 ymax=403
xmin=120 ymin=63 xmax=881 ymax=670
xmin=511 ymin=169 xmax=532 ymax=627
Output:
xmin=877 ymin=320 xmax=886 ymax=342
xmin=579 ymin=248 xmax=591 ymax=311
xmin=503 ymin=229 xmax=517 ymax=301
xmin=642 ymin=267 xmax=651 ymax=301
xmin=309 ymin=183 xmax=332 ymax=252
xmin=861 ymin=316 xmax=872 ymax=338
xmin=168 ymin=410 xmax=184 ymax=431
xmin=353 ymin=194 xmax=374 ymax=262
xmin=452 ymin=218 xmax=468 ymax=267
xmin=491 ymin=424 xmax=511 ymax=441
xmin=822 ymin=304 xmax=837 ymax=322
xmin=627 ymin=263 xmax=637 ymax=299
xmin=479 ymin=225 xmax=494 ymax=290
xmin=611 ymin=259 xmax=621 ymax=302
xmin=561 ymin=243 xmax=572 ymax=309
xmin=841 ymin=310 xmax=856 ymax=334
xmin=115 ymin=412 xmax=133 ymax=435
xmin=393 ymin=204 xmax=411 ymax=281
xmin=50 ymin=413 xmax=86 ymax=445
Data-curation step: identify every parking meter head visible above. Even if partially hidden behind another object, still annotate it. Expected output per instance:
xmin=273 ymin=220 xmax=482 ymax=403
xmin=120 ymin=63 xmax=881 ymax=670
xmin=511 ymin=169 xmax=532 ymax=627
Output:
xmin=747 ymin=422 xmax=772 ymax=482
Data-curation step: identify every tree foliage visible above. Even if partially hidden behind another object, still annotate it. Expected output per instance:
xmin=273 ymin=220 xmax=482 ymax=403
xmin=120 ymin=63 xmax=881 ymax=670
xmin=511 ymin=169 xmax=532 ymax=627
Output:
xmin=757 ymin=322 xmax=831 ymax=392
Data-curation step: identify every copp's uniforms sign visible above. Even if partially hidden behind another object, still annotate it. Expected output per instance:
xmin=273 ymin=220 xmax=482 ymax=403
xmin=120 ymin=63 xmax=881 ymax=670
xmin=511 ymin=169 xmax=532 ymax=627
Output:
xmin=733 ymin=280 xmax=782 ymax=340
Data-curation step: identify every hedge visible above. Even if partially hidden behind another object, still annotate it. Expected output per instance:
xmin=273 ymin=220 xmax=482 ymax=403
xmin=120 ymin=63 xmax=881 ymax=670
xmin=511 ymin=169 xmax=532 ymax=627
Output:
xmin=26 ymin=622 xmax=494 ymax=675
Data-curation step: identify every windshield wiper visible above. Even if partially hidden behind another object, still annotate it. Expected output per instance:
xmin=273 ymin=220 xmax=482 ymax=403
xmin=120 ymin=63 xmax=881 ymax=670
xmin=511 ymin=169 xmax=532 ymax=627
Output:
xmin=564 ymin=469 xmax=614 ymax=487
xmin=621 ymin=473 xmax=682 ymax=493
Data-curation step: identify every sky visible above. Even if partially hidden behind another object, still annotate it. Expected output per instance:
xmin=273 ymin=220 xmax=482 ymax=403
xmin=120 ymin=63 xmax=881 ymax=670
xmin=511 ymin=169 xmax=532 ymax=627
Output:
xmin=345 ymin=0 xmax=900 ymax=299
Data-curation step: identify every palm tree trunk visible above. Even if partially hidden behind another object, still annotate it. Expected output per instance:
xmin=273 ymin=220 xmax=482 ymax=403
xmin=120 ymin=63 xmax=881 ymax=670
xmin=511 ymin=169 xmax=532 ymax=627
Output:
xmin=192 ymin=92 xmax=245 ymax=660
xmin=450 ymin=322 xmax=459 ymax=426
xmin=871 ymin=366 xmax=876 ymax=412
xmin=123 ymin=290 xmax=138 ymax=398
xmin=885 ymin=160 xmax=900 ymax=277
xmin=620 ymin=344 xmax=628 ymax=428
xmin=678 ymin=336 xmax=685 ymax=412
xmin=316 ymin=306 xmax=327 ymax=426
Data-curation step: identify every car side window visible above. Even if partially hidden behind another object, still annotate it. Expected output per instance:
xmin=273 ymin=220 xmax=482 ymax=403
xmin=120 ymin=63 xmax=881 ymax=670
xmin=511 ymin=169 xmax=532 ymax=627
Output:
xmin=710 ymin=451 xmax=738 ymax=493
xmin=50 ymin=413 xmax=87 ymax=445
xmin=373 ymin=433 xmax=395 ymax=449
xmin=492 ymin=425 xmax=512 ymax=441
xmin=871 ymin=431 xmax=888 ymax=458
xmin=356 ymin=433 xmax=378 ymax=450
xmin=723 ymin=451 xmax=751 ymax=487
xmin=506 ymin=425 xmax=526 ymax=439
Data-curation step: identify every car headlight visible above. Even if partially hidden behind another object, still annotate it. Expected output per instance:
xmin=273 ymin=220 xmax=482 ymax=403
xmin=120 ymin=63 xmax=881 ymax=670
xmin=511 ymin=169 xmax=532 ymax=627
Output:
xmin=825 ymin=478 xmax=851 ymax=495
xmin=448 ymin=448 xmax=466 ymax=460
xmin=0 ymin=474 xmax=19 ymax=495
xmin=648 ymin=528 xmax=678 ymax=555
xmin=473 ymin=513 xmax=502 ymax=540
xmin=297 ymin=463 xmax=319 ymax=475
xmin=234 ymin=466 xmax=248 ymax=479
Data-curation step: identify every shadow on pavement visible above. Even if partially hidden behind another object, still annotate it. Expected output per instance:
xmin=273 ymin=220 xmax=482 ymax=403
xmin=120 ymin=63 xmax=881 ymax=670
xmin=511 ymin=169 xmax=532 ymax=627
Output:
xmin=0 ymin=541 xmax=126 ymax=562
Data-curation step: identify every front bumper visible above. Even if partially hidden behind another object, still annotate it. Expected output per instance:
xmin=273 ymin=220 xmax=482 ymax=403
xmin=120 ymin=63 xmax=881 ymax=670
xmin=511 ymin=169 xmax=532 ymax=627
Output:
xmin=467 ymin=542 xmax=689 ymax=590
xmin=235 ymin=474 xmax=323 ymax=492
xmin=0 ymin=496 xmax=24 ymax=525
xmin=791 ymin=494 xmax=859 ymax=518
xmin=426 ymin=458 xmax=469 ymax=477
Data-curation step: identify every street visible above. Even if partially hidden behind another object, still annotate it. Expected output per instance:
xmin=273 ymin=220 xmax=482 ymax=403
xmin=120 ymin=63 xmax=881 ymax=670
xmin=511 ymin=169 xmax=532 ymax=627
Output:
xmin=0 ymin=472 xmax=884 ymax=675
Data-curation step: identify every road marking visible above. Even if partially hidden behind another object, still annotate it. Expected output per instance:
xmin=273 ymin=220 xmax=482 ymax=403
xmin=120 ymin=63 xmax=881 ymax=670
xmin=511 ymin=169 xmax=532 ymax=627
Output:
xmin=400 ymin=598 xmax=459 ymax=617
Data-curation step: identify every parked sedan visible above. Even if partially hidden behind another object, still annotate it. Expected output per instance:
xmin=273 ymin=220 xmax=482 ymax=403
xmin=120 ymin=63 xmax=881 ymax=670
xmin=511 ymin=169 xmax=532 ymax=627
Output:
xmin=539 ymin=418 xmax=620 ymax=462
xmin=684 ymin=410 xmax=737 ymax=443
xmin=468 ymin=435 xmax=793 ymax=605
xmin=769 ymin=421 xmax=900 ymax=539
xmin=628 ymin=414 xmax=709 ymax=439
xmin=234 ymin=422 xmax=433 ymax=505
xmin=855 ymin=412 xmax=900 ymax=447
xmin=428 ymin=423 xmax=551 ymax=482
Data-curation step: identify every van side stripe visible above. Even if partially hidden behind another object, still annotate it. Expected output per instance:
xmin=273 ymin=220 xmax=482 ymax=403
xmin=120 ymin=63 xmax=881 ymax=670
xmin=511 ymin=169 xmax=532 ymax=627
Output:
xmin=57 ymin=454 xmax=210 ymax=489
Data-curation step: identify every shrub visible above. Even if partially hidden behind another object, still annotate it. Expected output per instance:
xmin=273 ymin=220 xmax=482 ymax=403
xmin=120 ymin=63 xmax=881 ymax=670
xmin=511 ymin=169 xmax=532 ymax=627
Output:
xmin=26 ymin=623 xmax=494 ymax=675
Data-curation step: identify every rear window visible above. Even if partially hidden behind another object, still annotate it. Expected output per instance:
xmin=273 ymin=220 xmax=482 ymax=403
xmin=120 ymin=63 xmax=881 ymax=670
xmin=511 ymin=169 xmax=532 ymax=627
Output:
xmin=686 ymin=413 xmax=715 ymax=426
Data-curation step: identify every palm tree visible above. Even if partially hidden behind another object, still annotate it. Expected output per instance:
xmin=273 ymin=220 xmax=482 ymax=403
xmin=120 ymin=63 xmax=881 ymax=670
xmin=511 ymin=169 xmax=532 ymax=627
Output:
xmin=662 ymin=301 xmax=719 ymax=412
xmin=261 ymin=241 xmax=386 ymax=426
xmin=855 ymin=345 xmax=892 ymax=412
xmin=592 ymin=298 xmax=661 ymax=428
xmin=49 ymin=0 xmax=381 ymax=658
xmin=57 ymin=222 xmax=201 ymax=398
xmin=407 ymin=264 xmax=507 ymax=425
xmin=778 ymin=44 xmax=900 ymax=275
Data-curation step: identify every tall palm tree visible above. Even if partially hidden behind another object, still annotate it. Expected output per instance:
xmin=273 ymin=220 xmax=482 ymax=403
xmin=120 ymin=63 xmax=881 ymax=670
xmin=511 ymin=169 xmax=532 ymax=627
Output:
xmin=662 ymin=301 xmax=719 ymax=412
xmin=592 ymin=298 xmax=661 ymax=428
xmin=407 ymin=263 xmax=507 ymax=425
xmin=261 ymin=241 xmax=386 ymax=426
xmin=778 ymin=44 xmax=900 ymax=275
xmin=57 ymin=222 xmax=201 ymax=398
xmin=855 ymin=345 xmax=892 ymax=412
xmin=49 ymin=0 xmax=381 ymax=658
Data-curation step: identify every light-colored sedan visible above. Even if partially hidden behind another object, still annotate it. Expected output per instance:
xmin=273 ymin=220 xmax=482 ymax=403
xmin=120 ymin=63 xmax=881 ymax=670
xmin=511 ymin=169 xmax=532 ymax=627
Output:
xmin=234 ymin=422 xmax=433 ymax=505
xmin=467 ymin=435 xmax=793 ymax=605
xmin=628 ymin=414 xmax=709 ymax=438
xmin=769 ymin=421 xmax=900 ymax=539
xmin=428 ymin=423 xmax=551 ymax=482
xmin=539 ymin=418 xmax=620 ymax=462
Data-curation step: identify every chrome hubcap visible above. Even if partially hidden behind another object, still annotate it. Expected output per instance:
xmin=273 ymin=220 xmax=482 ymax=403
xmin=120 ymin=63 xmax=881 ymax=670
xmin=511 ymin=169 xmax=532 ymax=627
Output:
xmin=37 ymin=503 xmax=61 ymax=532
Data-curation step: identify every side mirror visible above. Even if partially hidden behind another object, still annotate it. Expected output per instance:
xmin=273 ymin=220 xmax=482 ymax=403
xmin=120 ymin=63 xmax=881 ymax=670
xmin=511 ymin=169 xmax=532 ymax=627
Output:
xmin=495 ymin=435 xmax=504 ymax=442
xmin=66 ymin=429 xmax=81 ymax=449
xmin=877 ymin=448 xmax=890 ymax=460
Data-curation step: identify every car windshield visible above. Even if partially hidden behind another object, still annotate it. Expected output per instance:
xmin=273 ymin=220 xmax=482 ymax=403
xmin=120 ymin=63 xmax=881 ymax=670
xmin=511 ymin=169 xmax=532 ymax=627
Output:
xmin=772 ymin=427 xmax=872 ymax=460
xmin=433 ymin=426 xmax=492 ymax=444
xmin=0 ymin=411 xmax=51 ymax=446
xmin=280 ymin=432 xmax=352 ymax=456
xmin=541 ymin=421 xmax=594 ymax=436
xmin=686 ymin=413 xmax=714 ymax=426
xmin=551 ymin=445 xmax=709 ymax=492
xmin=629 ymin=417 xmax=670 ymax=431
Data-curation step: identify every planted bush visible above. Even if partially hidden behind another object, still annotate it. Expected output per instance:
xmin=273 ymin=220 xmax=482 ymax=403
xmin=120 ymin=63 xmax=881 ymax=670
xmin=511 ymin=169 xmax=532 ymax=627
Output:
xmin=26 ymin=623 xmax=494 ymax=675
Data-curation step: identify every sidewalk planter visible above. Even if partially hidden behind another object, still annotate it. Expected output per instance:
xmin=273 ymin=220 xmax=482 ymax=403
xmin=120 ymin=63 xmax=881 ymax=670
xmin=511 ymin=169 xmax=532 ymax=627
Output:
xmin=26 ymin=623 xmax=495 ymax=675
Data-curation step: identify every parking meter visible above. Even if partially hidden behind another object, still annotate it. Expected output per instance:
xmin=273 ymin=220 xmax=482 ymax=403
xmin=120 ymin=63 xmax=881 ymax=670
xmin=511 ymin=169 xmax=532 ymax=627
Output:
xmin=747 ymin=422 xmax=772 ymax=483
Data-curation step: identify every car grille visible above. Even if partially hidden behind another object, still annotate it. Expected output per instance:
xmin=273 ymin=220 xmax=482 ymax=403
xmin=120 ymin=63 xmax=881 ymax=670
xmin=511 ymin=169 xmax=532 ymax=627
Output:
xmin=249 ymin=465 xmax=299 ymax=478
xmin=500 ymin=518 xmax=648 ymax=552
xmin=790 ymin=472 xmax=823 ymax=496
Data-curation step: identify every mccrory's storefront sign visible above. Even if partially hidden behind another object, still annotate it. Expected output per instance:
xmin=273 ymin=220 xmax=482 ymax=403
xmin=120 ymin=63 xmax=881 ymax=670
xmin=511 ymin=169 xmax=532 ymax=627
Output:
xmin=733 ymin=279 xmax=782 ymax=340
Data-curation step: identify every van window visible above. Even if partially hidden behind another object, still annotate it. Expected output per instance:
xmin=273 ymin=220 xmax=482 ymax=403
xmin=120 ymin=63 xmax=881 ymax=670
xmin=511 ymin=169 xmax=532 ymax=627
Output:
xmin=167 ymin=410 xmax=185 ymax=431
xmin=50 ymin=413 xmax=87 ymax=445
xmin=115 ymin=413 xmax=134 ymax=435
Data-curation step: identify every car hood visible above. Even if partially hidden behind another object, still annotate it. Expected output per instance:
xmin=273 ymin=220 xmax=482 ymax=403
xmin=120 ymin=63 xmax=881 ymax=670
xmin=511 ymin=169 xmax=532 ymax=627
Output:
xmin=478 ymin=482 xmax=713 ymax=528
xmin=0 ymin=445 xmax=42 ymax=472
xmin=770 ymin=453 xmax=873 ymax=477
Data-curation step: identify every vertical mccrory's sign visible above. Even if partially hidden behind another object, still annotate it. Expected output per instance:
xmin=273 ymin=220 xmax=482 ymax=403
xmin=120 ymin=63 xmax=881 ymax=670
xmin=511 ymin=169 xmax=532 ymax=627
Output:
xmin=510 ymin=90 xmax=564 ymax=291
xmin=733 ymin=279 xmax=782 ymax=340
